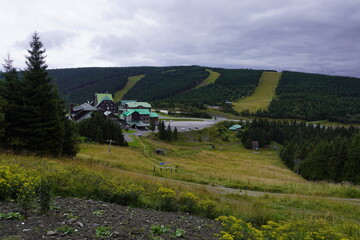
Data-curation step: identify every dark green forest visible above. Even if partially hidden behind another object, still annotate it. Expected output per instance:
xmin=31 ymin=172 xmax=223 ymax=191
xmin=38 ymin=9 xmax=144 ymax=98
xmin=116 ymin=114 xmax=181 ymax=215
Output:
xmin=240 ymin=119 xmax=360 ymax=184
xmin=256 ymin=71 xmax=360 ymax=123
xmin=123 ymin=66 xmax=209 ymax=101
xmin=155 ymin=68 xmax=263 ymax=108
xmin=48 ymin=67 xmax=158 ymax=104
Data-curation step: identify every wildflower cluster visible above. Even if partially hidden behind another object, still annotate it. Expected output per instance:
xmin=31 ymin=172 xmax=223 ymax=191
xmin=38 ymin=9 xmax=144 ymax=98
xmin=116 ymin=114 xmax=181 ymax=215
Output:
xmin=216 ymin=216 xmax=360 ymax=240
xmin=155 ymin=186 xmax=218 ymax=217
xmin=178 ymin=192 xmax=199 ymax=213
xmin=1 ymin=161 xmax=220 ymax=220
xmin=39 ymin=164 xmax=145 ymax=206
xmin=217 ymin=216 xmax=263 ymax=240
xmin=156 ymin=187 xmax=177 ymax=211
xmin=95 ymin=179 xmax=145 ymax=206
xmin=0 ymin=164 xmax=40 ymax=216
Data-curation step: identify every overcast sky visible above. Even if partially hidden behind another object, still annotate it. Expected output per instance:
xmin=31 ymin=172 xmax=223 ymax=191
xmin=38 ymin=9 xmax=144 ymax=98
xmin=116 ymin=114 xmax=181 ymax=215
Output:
xmin=1 ymin=0 xmax=360 ymax=77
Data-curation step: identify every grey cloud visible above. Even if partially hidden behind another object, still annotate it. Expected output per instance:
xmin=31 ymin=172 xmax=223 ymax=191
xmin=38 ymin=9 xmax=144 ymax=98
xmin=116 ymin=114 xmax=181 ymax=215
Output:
xmin=14 ymin=30 xmax=76 ymax=50
xmin=16 ymin=0 xmax=357 ymax=77
xmin=40 ymin=30 xmax=77 ymax=49
xmin=90 ymin=34 xmax=140 ymax=60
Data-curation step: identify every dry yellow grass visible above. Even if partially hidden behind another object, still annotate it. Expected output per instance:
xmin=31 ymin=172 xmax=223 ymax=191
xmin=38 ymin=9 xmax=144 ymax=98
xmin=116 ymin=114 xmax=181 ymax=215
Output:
xmin=234 ymin=71 xmax=281 ymax=113
xmin=76 ymin=137 xmax=360 ymax=199
xmin=78 ymin=143 xmax=155 ymax=172
xmin=77 ymin=140 xmax=306 ymax=192
xmin=113 ymin=74 xmax=145 ymax=102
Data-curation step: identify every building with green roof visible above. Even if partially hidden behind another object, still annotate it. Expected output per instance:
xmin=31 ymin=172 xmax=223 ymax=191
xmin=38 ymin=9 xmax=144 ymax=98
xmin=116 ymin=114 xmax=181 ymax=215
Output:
xmin=94 ymin=93 xmax=113 ymax=105
xmin=124 ymin=101 xmax=152 ymax=110
xmin=93 ymin=93 xmax=119 ymax=114
xmin=121 ymin=109 xmax=158 ymax=129
xmin=229 ymin=124 xmax=242 ymax=131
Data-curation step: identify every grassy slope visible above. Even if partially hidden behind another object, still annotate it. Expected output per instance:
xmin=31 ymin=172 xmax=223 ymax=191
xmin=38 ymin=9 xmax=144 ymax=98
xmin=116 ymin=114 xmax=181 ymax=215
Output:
xmin=113 ymin=74 xmax=145 ymax=102
xmin=77 ymin=130 xmax=360 ymax=199
xmin=3 ymin=151 xmax=360 ymax=226
xmin=76 ymin=131 xmax=360 ymax=225
xmin=233 ymin=71 xmax=281 ymax=113
xmin=194 ymin=69 xmax=220 ymax=89
xmin=2 ymin=125 xmax=360 ymax=229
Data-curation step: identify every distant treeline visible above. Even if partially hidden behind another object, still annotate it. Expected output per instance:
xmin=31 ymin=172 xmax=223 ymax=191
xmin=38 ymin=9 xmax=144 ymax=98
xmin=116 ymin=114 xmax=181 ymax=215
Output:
xmin=240 ymin=119 xmax=360 ymax=184
xmin=253 ymin=71 xmax=360 ymax=123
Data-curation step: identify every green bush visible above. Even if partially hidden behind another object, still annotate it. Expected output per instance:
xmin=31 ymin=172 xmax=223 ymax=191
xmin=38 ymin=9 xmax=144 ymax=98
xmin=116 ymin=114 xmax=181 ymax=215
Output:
xmin=156 ymin=187 xmax=176 ymax=211
xmin=198 ymin=199 xmax=218 ymax=218
xmin=178 ymin=192 xmax=199 ymax=213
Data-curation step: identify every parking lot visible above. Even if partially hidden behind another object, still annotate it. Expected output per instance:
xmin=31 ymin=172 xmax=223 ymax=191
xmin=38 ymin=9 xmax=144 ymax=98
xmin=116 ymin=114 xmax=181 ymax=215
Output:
xmin=123 ymin=117 xmax=233 ymax=142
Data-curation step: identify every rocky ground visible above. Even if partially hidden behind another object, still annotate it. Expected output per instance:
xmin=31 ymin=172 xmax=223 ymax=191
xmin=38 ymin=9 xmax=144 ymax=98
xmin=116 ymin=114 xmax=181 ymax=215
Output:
xmin=0 ymin=197 xmax=221 ymax=240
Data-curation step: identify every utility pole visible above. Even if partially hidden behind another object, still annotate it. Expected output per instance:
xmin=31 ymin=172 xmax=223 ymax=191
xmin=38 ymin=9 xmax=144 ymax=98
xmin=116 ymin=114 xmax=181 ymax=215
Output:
xmin=106 ymin=139 xmax=115 ymax=152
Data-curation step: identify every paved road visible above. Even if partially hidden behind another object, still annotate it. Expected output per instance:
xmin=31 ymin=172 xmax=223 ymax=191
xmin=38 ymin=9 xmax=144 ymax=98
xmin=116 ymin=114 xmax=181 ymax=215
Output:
xmin=123 ymin=116 xmax=238 ymax=142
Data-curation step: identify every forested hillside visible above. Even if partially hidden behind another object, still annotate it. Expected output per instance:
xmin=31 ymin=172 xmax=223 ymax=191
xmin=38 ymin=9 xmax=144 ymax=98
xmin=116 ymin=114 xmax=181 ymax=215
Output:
xmin=48 ymin=67 xmax=157 ymax=104
xmin=258 ymin=71 xmax=360 ymax=123
xmin=42 ymin=66 xmax=263 ymax=109
xmin=156 ymin=68 xmax=263 ymax=108
xmin=5 ymin=67 xmax=360 ymax=121
xmin=123 ymin=66 xmax=209 ymax=101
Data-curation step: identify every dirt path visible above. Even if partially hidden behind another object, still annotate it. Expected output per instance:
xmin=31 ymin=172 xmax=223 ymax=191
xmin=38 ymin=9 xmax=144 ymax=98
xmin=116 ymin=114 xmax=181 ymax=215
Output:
xmin=151 ymin=174 xmax=360 ymax=204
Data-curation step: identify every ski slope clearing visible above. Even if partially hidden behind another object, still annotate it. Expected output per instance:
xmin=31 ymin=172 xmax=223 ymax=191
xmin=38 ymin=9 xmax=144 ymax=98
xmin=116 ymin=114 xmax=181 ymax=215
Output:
xmin=233 ymin=71 xmax=281 ymax=113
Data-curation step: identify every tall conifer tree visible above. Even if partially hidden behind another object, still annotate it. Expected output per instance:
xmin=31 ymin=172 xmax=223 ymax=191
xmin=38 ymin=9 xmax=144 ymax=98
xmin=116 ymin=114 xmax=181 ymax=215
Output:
xmin=1 ymin=56 xmax=24 ymax=150
xmin=20 ymin=32 xmax=65 ymax=156
xmin=0 ymin=96 xmax=6 ymax=140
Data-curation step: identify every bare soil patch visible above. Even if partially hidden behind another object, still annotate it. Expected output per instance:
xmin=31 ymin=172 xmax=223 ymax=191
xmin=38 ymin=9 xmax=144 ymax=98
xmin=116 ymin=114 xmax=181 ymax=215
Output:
xmin=0 ymin=197 xmax=221 ymax=239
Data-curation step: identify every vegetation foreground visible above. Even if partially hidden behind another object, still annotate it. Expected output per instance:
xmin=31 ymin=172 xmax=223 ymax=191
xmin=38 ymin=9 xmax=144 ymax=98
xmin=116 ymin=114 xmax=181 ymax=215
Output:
xmin=1 ymin=122 xmax=360 ymax=239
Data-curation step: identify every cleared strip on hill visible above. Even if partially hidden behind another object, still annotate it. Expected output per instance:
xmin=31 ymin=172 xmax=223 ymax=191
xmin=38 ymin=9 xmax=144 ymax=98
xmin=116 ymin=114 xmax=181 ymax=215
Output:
xmin=194 ymin=69 xmax=220 ymax=89
xmin=114 ymin=74 xmax=145 ymax=102
xmin=233 ymin=71 xmax=281 ymax=113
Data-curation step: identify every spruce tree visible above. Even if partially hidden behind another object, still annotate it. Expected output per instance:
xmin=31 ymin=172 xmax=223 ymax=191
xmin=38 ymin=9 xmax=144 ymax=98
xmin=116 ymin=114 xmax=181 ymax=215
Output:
xmin=0 ymin=96 xmax=6 ymax=140
xmin=149 ymin=118 xmax=156 ymax=132
xmin=166 ymin=124 xmax=172 ymax=141
xmin=173 ymin=127 xmax=178 ymax=140
xmin=20 ymin=32 xmax=65 ymax=156
xmin=62 ymin=119 xmax=80 ymax=156
xmin=0 ymin=56 xmax=24 ymax=150
xmin=344 ymin=133 xmax=360 ymax=183
xmin=157 ymin=121 xmax=166 ymax=140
